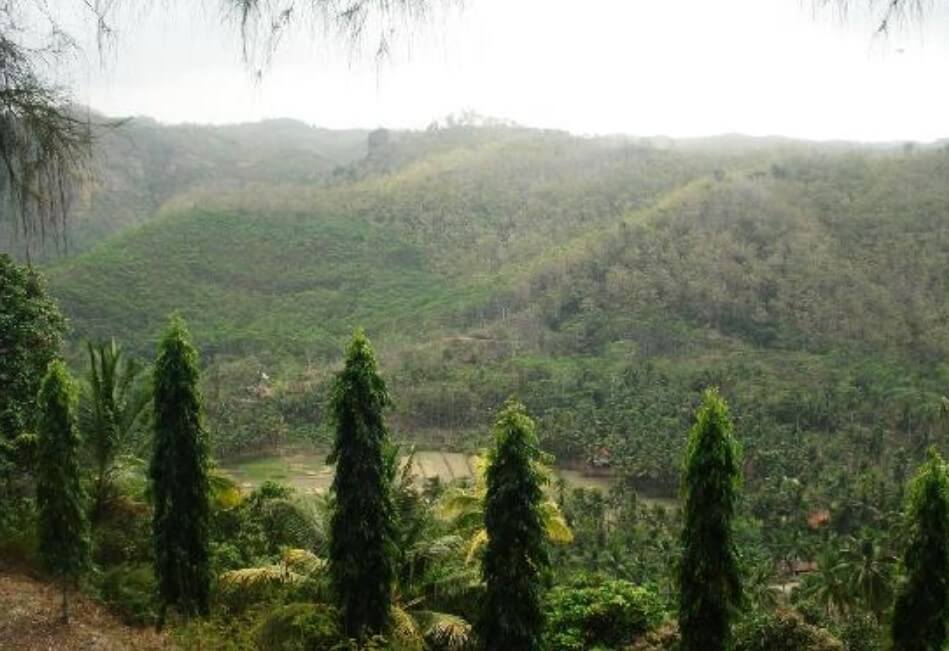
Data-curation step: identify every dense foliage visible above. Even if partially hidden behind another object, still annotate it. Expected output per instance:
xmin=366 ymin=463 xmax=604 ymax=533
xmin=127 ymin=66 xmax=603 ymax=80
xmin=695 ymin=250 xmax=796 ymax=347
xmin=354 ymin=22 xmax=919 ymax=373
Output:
xmin=0 ymin=253 xmax=64 ymax=450
xmin=35 ymin=359 xmax=90 ymax=622
xmin=328 ymin=330 xmax=397 ymax=640
xmin=891 ymin=449 xmax=949 ymax=650
xmin=678 ymin=389 xmax=742 ymax=651
xmin=150 ymin=316 xmax=211 ymax=622
xmin=1 ymin=123 xmax=948 ymax=650
xmin=82 ymin=339 xmax=150 ymax=522
xmin=544 ymin=578 xmax=664 ymax=651
xmin=479 ymin=400 xmax=549 ymax=651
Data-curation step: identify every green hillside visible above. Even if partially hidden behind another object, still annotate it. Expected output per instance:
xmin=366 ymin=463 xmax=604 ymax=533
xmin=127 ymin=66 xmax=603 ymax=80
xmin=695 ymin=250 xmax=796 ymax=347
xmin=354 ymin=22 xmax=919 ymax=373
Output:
xmin=5 ymin=120 xmax=949 ymax=651
xmin=0 ymin=118 xmax=369 ymax=260
xmin=36 ymin=124 xmax=949 ymax=486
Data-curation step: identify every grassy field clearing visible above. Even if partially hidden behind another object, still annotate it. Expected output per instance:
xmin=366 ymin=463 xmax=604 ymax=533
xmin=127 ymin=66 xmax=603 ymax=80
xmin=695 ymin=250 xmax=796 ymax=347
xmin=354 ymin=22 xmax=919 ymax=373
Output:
xmin=220 ymin=449 xmax=678 ymax=508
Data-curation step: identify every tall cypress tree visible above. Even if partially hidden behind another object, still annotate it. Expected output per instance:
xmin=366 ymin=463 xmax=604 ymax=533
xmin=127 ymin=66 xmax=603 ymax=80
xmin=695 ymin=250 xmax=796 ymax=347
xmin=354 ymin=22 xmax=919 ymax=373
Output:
xmin=891 ymin=448 xmax=949 ymax=651
xmin=149 ymin=316 xmax=210 ymax=625
xmin=36 ymin=360 xmax=89 ymax=623
xmin=328 ymin=329 xmax=397 ymax=640
xmin=478 ymin=399 xmax=548 ymax=651
xmin=678 ymin=388 xmax=742 ymax=651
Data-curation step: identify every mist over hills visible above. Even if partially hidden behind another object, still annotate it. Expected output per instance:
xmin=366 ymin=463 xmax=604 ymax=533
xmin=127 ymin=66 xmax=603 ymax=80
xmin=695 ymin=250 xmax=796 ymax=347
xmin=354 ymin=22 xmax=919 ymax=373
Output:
xmin=9 ymin=117 xmax=949 ymax=486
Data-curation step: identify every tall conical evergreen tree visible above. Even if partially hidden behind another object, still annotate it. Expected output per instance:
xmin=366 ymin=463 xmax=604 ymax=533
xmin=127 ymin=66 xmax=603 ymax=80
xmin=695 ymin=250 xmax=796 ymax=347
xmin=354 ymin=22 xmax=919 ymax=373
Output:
xmin=328 ymin=329 xmax=397 ymax=640
xmin=891 ymin=448 xmax=949 ymax=651
xmin=478 ymin=399 xmax=548 ymax=651
xmin=36 ymin=360 xmax=90 ymax=624
xmin=149 ymin=316 xmax=210 ymax=625
xmin=678 ymin=388 xmax=742 ymax=651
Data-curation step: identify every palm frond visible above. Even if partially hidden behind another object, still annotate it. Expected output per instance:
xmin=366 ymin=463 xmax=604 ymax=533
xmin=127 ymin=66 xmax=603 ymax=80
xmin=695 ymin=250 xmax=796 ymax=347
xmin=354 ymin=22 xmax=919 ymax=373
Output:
xmin=209 ymin=467 xmax=243 ymax=510
xmin=282 ymin=547 xmax=326 ymax=573
xmin=541 ymin=500 xmax=574 ymax=544
xmin=415 ymin=610 xmax=473 ymax=651
xmin=219 ymin=564 xmax=304 ymax=590
xmin=389 ymin=605 xmax=425 ymax=651
xmin=465 ymin=529 xmax=488 ymax=565
xmin=437 ymin=491 xmax=482 ymax=521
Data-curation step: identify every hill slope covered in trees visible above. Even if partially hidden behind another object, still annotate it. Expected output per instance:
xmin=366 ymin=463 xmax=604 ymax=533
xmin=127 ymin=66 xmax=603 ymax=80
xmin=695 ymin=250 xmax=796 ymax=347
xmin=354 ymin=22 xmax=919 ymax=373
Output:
xmin=32 ymin=121 xmax=949 ymax=494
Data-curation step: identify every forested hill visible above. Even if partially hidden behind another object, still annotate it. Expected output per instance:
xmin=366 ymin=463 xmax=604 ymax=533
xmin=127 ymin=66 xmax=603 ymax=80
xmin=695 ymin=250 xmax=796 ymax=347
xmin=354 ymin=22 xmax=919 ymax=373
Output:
xmin=22 ymin=119 xmax=949 ymax=490
xmin=0 ymin=117 xmax=370 ymax=259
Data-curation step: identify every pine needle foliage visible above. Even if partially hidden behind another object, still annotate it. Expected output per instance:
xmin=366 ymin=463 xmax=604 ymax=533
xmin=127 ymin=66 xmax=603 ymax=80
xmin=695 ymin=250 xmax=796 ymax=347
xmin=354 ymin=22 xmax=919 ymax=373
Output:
xmin=678 ymin=387 xmax=742 ymax=651
xmin=149 ymin=316 xmax=211 ymax=622
xmin=36 ymin=359 xmax=90 ymax=623
xmin=328 ymin=328 xmax=397 ymax=640
xmin=478 ymin=399 xmax=549 ymax=651
xmin=891 ymin=448 xmax=949 ymax=651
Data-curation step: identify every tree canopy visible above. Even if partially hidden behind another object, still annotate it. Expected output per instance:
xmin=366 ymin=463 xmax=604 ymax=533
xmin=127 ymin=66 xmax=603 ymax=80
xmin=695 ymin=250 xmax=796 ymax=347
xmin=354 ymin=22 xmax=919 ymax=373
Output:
xmin=678 ymin=388 xmax=742 ymax=651
xmin=328 ymin=328 xmax=397 ymax=639
xmin=0 ymin=253 xmax=63 ymax=449
xmin=478 ymin=399 xmax=549 ymax=651
xmin=891 ymin=449 xmax=949 ymax=651
xmin=150 ymin=316 xmax=211 ymax=622
xmin=35 ymin=359 xmax=90 ymax=623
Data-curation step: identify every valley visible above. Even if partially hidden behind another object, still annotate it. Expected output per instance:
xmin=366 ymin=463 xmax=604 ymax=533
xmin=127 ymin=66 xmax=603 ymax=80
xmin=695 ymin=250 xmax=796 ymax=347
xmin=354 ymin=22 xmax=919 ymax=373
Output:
xmin=3 ymin=116 xmax=948 ymax=651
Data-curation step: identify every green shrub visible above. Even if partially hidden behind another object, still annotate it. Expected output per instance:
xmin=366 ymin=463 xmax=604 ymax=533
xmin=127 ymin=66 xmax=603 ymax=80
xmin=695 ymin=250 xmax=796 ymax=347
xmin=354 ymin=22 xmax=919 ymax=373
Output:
xmin=92 ymin=497 xmax=152 ymax=566
xmin=256 ymin=602 xmax=341 ymax=650
xmin=544 ymin=578 xmax=665 ymax=651
xmin=838 ymin=613 xmax=884 ymax=651
xmin=734 ymin=610 xmax=843 ymax=651
xmin=0 ymin=495 xmax=38 ymax=565
xmin=99 ymin=562 xmax=159 ymax=626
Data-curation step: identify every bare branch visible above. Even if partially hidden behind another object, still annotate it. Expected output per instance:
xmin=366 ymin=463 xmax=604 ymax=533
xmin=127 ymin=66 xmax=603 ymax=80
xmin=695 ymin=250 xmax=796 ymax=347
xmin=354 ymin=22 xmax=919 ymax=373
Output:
xmin=815 ymin=0 xmax=934 ymax=35
xmin=219 ymin=0 xmax=461 ymax=76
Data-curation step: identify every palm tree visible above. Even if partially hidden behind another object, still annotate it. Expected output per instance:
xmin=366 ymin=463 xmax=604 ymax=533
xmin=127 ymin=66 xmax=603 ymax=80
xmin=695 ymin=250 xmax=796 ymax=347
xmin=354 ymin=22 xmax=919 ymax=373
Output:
xmin=747 ymin=561 xmax=783 ymax=611
xmin=81 ymin=339 xmax=149 ymax=523
xmin=220 ymin=453 xmax=477 ymax=650
xmin=799 ymin=546 xmax=850 ymax=617
xmin=838 ymin=534 xmax=895 ymax=622
xmin=391 ymin=448 xmax=478 ymax=650
xmin=437 ymin=455 xmax=573 ymax=563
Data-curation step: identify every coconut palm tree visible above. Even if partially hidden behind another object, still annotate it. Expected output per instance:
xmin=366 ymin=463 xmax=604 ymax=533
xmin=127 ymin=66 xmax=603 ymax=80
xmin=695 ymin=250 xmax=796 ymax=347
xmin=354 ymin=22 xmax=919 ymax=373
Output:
xmin=799 ymin=546 xmax=850 ymax=618
xmin=437 ymin=455 xmax=573 ymax=563
xmin=838 ymin=533 xmax=896 ymax=622
xmin=81 ymin=339 xmax=150 ymax=523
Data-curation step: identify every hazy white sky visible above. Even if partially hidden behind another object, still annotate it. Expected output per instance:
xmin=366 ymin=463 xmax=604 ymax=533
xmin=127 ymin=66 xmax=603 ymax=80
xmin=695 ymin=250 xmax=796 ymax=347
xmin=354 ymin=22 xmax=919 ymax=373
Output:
xmin=62 ymin=0 xmax=949 ymax=141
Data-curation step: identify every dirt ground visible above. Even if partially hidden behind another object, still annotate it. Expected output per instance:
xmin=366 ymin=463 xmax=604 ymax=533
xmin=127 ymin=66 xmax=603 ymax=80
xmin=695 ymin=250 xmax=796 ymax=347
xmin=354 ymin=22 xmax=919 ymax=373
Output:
xmin=0 ymin=569 xmax=172 ymax=650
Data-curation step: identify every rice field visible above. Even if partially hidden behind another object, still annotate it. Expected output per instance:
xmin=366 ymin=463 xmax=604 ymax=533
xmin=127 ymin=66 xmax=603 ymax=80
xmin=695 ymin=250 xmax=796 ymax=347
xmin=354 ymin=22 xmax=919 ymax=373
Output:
xmin=220 ymin=449 xmax=477 ymax=493
xmin=220 ymin=448 xmax=677 ymax=508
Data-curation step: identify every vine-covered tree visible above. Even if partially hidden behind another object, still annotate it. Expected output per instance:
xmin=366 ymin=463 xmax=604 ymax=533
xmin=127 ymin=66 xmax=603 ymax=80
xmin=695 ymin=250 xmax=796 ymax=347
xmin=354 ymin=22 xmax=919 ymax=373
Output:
xmin=678 ymin=388 xmax=742 ymax=651
xmin=35 ymin=360 xmax=89 ymax=623
xmin=478 ymin=399 xmax=549 ymax=651
xmin=0 ymin=254 xmax=64 ymax=452
xmin=82 ymin=339 xmax=149 ymax=523
xmin=891 ymin=448 xmax=949 ymax=651
xmin=328 ymin=329 xmax=397 ymax=639
xmin=149 ymin=316 xmax=211 ymax=625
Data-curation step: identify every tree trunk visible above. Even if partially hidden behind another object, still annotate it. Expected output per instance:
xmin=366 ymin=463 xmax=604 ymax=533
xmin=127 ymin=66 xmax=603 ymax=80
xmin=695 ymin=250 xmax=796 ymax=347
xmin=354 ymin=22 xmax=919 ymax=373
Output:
xmin=156 ymin=602 xmax=167 ymax=632
xmin=61 ymin=579 xmax=69 ymax=624
xmin=93 ymin=467 xmax=107 ymax=524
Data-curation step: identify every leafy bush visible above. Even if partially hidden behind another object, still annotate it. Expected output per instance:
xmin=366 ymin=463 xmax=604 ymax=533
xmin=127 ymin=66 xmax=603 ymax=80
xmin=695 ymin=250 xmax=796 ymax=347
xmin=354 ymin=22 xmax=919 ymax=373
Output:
xmin=733 ymin=610 xmax=843 ymax=651
xmin=544 ymin=578 xmax=665 ymax=651
xmin=98 ymin=562 xmax=159 ymax=626
xmin=838 ymin=613 xmax=884 ymax=651
xmin=256 ymin=602 xmax=341 ymax=650
xmin=0 ymin=495 xmax=37 ymax=565
xmin=92 ymin=496 xmax=152 ymax=565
